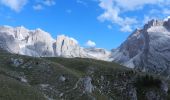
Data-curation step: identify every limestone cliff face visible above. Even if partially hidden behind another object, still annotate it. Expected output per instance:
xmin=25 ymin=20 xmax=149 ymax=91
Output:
xmin=54 ymin=35 xmax=86 ymax=58
xmin=0 ymin=26 xmax=55 ymax=57
xmin=111 ymin=19 xmax=170 ymax=76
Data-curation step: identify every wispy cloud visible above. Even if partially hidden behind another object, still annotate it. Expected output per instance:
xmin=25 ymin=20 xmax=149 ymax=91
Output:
xmin=0 ymin=0 xmax=56 ymax=12
xmin=163 ymin=9 xmax=170 ymax=15
xmin=97 ymin=0 xmax=170 ymax=32
xmin=0 ymin=0 xmax=28 ymax=12
xmin=43 ymin=0 xmax=55 ymax=6
xmin=113 ymin=0 xmax=160 ymax=11
xmin=33 ymin=4 xmax=43 ymax=10
xmin=33 ymin=0 xmax=56 ymax=11
xmin=76 ymin=0 xmax=87 ymax=7
xmin=98 ymin=0 xmax=137 ymax=32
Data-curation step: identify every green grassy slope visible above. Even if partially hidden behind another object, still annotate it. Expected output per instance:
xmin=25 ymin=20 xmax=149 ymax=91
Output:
xmin=0 ymin=49 xmax=170 ymax=100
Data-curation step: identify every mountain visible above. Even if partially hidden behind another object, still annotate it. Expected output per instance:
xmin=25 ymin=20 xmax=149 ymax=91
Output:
xmin=0 ymin=26 xmax=55 ymax=57
xmin=1 ymin=21 xmax=170 ymax=100
xmin=1 ymin=18 xmax=170 ymax=75
xmin=0 ymin=48 xmax=169 ymax=100
xmin=0 ymin=26 xmax=111 ymax=61
xmin=111 ymin=19 xmax=170 ymax=76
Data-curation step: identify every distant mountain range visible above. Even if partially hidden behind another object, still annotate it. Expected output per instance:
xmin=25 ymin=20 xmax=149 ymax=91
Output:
xmin=0 ymin=26 xmax=111 ymax=61
xmin=1 ymin=18 xmax=170 ymax=76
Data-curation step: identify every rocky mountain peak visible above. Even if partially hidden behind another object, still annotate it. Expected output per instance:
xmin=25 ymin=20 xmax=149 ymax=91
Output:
xmin=144 ymin=19 xmax=164 ymax=30
xmin=163 ymin=18 xmax=170 ymax=29
xmin=111 ymin=18 xmax=170 ymax=76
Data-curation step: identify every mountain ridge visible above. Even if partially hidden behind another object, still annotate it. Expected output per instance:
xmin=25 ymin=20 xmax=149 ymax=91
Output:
xmin=111 ymin=18 xmax=170 ymax=76
xmin=0 ymin=25 xmax=111 ymax=61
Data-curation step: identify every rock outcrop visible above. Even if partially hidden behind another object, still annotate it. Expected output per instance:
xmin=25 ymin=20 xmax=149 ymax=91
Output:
xmin=54 ymin=35 xmax=87 ymax=57
xmin=111 ymin=19 xmax=170 ymax=76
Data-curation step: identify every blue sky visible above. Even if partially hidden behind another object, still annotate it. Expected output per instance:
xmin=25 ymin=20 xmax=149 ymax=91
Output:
xmin=0 ymin=0 xmax=170 ymax=50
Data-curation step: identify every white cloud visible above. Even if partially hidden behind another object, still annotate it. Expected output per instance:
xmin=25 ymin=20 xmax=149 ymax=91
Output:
xmin=98 ymin=0 xmax=137 ymax=32
xmin=33 ymin=0 xmax=56 ymax=11
xmin=33 ymin=4 xmax=43 ymax=10
xmin=164 ymin=16 xmax=170 ymax=21
xmin=114 ymin=0 xmax=160 ymax=11
xmin=86 ymin=40 xmax=96 ymax=47
xmin=0 ymin=0 xmax=28 ymax=12
xmin=98 ymin=0 xmax=170 ymax=32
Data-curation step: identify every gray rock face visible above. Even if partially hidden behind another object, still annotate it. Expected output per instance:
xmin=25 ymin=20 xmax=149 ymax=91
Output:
xmin=54 ymin=35 xmax=87 ymax=58
xmin=0 ymin=26 xmax=110 ymax=61
xmin=82 ymin=77 xmax=94 ymax=93
xmin=10 ymin=58 xmax=24 ymax=67
xmin=84 ymin=48 xmax=111 ymax=61
xmin=0 ymin=26 xmax=55 ymax=57
xmin=111 ymin=19 xmax=170 ymax=76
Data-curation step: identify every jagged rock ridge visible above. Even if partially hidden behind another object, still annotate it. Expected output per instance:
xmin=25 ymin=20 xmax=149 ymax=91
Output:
xmin=0 ymin=25 xmax=111 ymax=61
xmin=111 ymin=19 xmax=170 ymax=76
